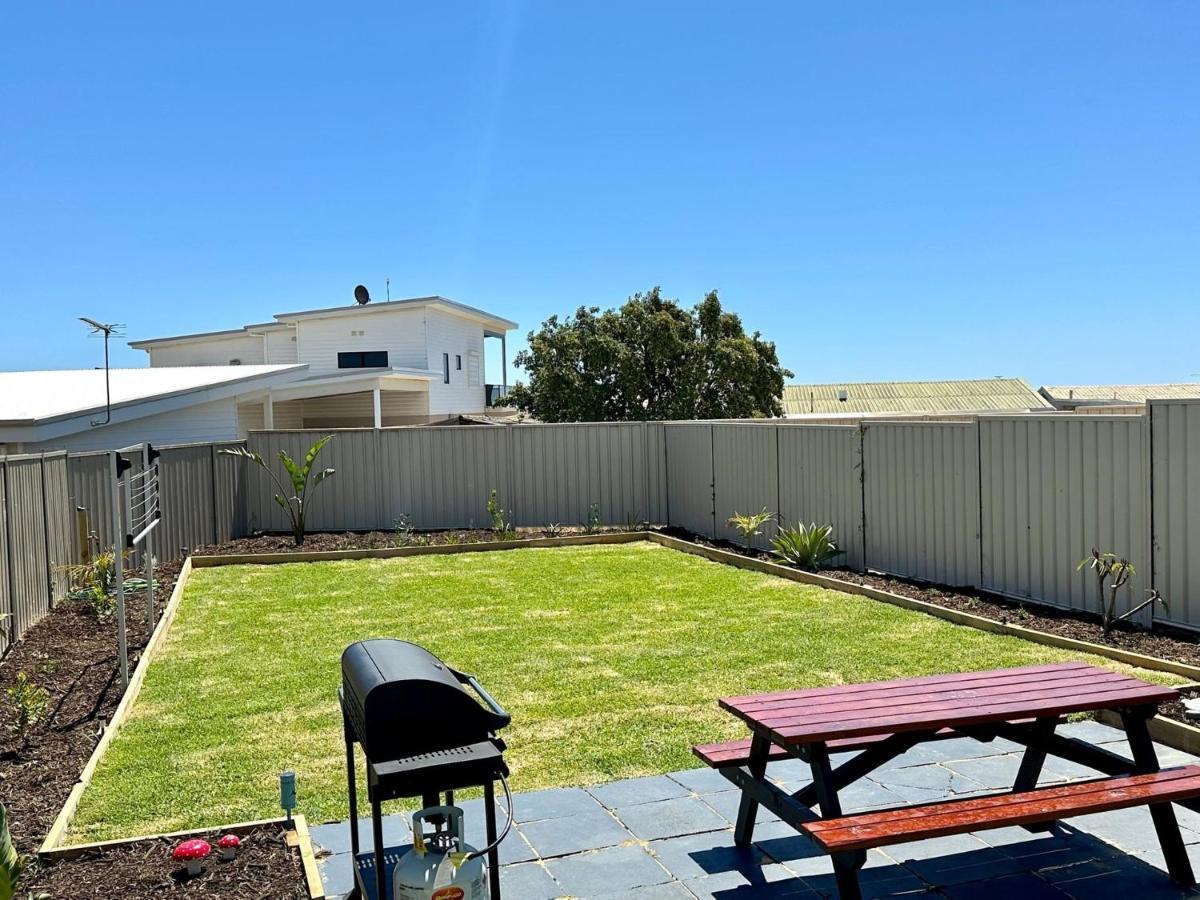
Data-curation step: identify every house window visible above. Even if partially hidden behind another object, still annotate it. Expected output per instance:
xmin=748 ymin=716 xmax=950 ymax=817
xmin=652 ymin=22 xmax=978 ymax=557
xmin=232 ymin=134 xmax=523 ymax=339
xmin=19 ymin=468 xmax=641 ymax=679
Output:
xmin=456 ymin=354 xmax=462 ymax=371
xmin=337 ymin=350 xmax=389 ymax=368
xmin=443 ymin=353 xmax=450 ymax=384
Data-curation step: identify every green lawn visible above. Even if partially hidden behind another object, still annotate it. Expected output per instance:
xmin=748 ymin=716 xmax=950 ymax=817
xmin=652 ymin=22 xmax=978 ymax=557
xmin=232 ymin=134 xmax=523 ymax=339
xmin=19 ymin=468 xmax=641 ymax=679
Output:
xmin=69 ymin=542 xmax=1178 ymax=841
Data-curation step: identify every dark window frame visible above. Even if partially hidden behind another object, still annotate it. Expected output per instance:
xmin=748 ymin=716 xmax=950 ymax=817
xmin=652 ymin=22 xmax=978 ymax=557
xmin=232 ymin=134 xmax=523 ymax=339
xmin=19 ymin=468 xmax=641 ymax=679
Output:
xmin=456 ymin=354 xmax=462 ymax=371
xmin=337 ymin=350 xmax=389 ymax=369
xmin=443 ymin=352 xmax=450 ymax=384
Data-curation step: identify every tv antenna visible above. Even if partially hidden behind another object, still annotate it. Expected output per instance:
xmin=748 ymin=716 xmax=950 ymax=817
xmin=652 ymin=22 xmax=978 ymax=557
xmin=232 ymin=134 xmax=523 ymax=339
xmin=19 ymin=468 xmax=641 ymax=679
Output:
xmin=80 ymin=317 xmax=123 ymax=426
xmin=386 ymin=277 xmax=390 ymax=301
xmin=354 ymin=284 xmax=371 ymax=305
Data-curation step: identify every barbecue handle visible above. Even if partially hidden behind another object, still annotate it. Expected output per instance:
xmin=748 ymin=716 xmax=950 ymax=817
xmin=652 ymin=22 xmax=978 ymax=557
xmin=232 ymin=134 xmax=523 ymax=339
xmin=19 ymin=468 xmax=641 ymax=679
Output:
xmin=453 ymin=669 xmax=511 ymax=724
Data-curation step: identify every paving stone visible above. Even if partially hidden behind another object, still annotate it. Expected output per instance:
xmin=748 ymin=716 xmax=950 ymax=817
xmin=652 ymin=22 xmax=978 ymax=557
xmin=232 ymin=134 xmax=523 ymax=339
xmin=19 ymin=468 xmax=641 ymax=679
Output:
xmin=512 ymin=786 xmax=605 ymax=823
xmin=885 ymin=832 xmax=1028 ymax=885
xmin=589 ymin=775 xmax=691 ymax=808
xmin=669 ymin=766 xmax=735 ymax=794
xmin=647 ymin=828 xmax=770 ymax=880
xmin=942 ymin=754 xmax=1025 ymax=790
xmin=1071 ymin=806 xmax=1174 ymax=854
xmin=798 ymin=865 xmax=931 ymax=899
xmin=939 ymin=872 xmax=1070 ymax=899
xmin=520 ymin=805 xmax=631 ymax=858
xmin=924 ymin=736 xmax=1017 ymax=763
xmin=700 ymin=788 xmax=782 ymax=826
xmin=615 ymin=795 xmax=730 ymax=841
xmin=766 ymin=757 xmax=812 ymax=784
xmin=870 ymin=763 xmax=984 ymax=802
xmin=316 ymin=852 xmax=355 ymax=899
xmin=683 ymin=864 xmax=817 ymax=899
xmin=1057 ymin=720 xmax=1129 ymax=746
xmin=749 ymin=820 xmax=830 ymax=867
xmin=546 ymin=844 xmax=673 ymax=896
xmin=310 ymin=814 xmax=411 ymax=855
xmin=592 ymin=882 xmax=697 ymax=899
xmin=1036 ymin=856 xmax=1125 ymax=884
xmin=498 ymin=861 xmax=561 ymax=899
xmin=1051 ymin=861 xmax=1200 ymax=899
xmin=1040 ymin=756 xmax=1105 ymax=782
xmin=836 ymin=778 xmax=908 ymax=810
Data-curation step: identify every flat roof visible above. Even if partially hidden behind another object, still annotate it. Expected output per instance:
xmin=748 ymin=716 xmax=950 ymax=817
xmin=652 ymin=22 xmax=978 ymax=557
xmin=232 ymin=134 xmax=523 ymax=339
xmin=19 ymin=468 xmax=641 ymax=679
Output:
xmin=783 ymin=378 xmax=1052 ymax=415
xmin=130 ymin=295 xmax=517 ymax=348
xmin=1041 ymin=384 xmax=1200 ymax=404
xmin=0 ymin=365 xmax=304 ymax=425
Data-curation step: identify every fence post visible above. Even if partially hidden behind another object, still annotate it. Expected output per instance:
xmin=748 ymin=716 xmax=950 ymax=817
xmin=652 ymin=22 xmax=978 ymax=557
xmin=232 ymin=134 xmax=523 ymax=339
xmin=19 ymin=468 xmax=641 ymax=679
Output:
xmin=2 ymin=460 xmax=15 ymax=647
xmin=39 ymin=453 xmax=53 ymax=608
xmin=857 ymin=423 xmax=867 ymax=573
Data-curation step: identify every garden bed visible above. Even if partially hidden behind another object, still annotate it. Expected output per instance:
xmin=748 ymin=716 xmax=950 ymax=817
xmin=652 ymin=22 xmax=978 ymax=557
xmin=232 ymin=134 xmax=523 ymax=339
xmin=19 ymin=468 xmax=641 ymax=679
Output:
xmin=0 ymin=559 xmax=180 ymax=857
xmin=23 ymin=823 xmax=307 ymax=898
xmin=657 ymin=527 xmax=1200 ymax=670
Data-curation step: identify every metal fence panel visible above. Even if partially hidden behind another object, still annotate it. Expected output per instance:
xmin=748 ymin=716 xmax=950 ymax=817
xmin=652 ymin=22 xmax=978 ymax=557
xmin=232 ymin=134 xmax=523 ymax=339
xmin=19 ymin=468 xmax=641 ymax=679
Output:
xmin=67 ymin=451 xmax=115 ymax=556
xmin=4 ymin=456 xmax=50 ymax=640
xmin=777 ymin=425 xmax=865 ymax=570
xmin=379 ymin=427 xmax=510 ymax=530
xmin=41 ymin=452 xmax=73 ymax=604
xmin=979 ymin=415 xmax=1150 ymax=616
xmin=665 ymin=424 xmax=716 ymax=537
xmin=863 ymin=421 xmax=980 ymax=586
xmin=712 ymin=424 xmax=779 ymax=549
xmin=211 ymin=441 xmax=248 ymax=544
xmin=246 ymin=430 xmax=382 ymax=532
xmin=1150 ymin=401 xmax=1200 ymax=629
xmin=0 ymin=464 xmax=9 ymax=655
xmin=509 ymin=423 xmax=653 ymax=529
xmin=644 ymin=422 xmax=668 ymax=525
xmin=157 ymin=444 xmax=216 ymax=557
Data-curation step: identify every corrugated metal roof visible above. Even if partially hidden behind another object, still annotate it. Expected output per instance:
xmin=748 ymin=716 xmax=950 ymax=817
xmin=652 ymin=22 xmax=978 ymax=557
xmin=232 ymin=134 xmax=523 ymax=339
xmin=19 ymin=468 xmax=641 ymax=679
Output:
xmin=0 ymin=365 xmax=303 ymax=424
xmin=783 ymin=378 xmax=1051 ymax=415
xmin=1041 ymin=384 xmax=1200 ymax=404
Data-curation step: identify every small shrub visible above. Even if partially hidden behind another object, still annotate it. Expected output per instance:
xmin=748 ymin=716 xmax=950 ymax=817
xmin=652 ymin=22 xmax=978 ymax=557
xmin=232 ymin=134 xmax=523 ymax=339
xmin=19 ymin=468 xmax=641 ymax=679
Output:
xmin=221 ymin=435 xmax=336 ymax=546
xmin=1 ymin=802 xmax=23 ymax=900
xmin=727 ymin=508 xmax=774 ymax=550
xmin=1077 ymin=548 xmax=1167 ymax=635
xmin=772 ymin=523 xmax=842 ymax=570
xmin=6 ymin=672 xmax=51 ymax=742
xmin=544 ymin=523 xmax=564 ymax=538
xmin=585 ymin=503 xmax=602 ymax=535
xmin=486 ymin=490 xmax=517 ymax=540
xmin=63 ymin=551 xmax=123 ymax=620
xmin=393 ymin=514 xmax=415 ymax=546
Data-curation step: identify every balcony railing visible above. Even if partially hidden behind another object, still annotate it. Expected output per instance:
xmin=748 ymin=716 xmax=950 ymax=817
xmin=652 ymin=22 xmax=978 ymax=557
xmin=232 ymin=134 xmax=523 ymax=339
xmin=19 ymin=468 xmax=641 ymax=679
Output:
xmin=485 ymin=384 xmax=509 ymax=407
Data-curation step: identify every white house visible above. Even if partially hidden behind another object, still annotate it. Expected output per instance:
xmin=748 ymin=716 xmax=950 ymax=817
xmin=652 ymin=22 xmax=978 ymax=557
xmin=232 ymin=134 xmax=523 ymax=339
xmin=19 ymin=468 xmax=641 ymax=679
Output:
xmin=129 ymin=295 xmax=517 ymax=433
xmin=0 ymin=295 xmax=517 ymax=453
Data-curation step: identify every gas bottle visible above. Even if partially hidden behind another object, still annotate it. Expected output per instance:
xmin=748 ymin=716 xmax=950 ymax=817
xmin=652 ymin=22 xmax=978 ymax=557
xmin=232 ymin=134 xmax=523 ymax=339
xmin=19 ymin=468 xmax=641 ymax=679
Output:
xmin=392 ymin=806 xmax=487 ymax=900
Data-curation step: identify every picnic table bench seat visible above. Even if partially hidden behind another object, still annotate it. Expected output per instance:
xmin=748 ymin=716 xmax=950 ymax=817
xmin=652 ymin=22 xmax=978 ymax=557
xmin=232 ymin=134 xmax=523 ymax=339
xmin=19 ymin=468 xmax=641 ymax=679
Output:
xmin=804 ymin=765 xmax=1200 ymax=852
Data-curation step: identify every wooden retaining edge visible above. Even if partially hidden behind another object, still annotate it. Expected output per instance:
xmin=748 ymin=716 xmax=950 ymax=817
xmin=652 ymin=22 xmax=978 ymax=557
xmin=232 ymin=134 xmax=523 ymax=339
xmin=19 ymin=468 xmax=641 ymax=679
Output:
xmin=190 ymin=529 xmax=652 ymax=567
xmin=38 ymin=556 xmax=195 ymax=856
xmin=1095 ymin=709 xmax=1200 ymax=758
xmin=42 ymin=815 xmax=324 ymax=900
xmin=645 ymin=533 xmax=1200 ymax=682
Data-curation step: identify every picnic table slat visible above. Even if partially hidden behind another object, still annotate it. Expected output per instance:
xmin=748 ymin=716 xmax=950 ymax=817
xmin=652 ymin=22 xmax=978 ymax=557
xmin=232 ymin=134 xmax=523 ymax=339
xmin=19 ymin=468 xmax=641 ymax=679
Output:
xmin=771 ymin=682 xmax=1174 ymax=745
xmin=749 ymin=673 xmax=1155 ymax=730
xmin=721 ymin=661 xmax=1092 ymax=708
xmin=726 ymin=665 xmax=1121 ymax=715
xmin=805 ymin=766 xmax=1200 ymax=852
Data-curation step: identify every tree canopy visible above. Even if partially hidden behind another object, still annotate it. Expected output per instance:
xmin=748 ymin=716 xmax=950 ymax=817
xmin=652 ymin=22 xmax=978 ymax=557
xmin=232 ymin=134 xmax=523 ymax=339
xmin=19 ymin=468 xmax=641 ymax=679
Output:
xmin=507 ymin=288 xmax=792 ymax=422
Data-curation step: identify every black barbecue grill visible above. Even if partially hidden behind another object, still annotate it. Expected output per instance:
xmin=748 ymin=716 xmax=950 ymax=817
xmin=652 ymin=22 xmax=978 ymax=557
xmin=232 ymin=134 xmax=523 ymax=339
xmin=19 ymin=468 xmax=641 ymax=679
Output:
xmin=340 ymin=639 xmax=511 ymax=900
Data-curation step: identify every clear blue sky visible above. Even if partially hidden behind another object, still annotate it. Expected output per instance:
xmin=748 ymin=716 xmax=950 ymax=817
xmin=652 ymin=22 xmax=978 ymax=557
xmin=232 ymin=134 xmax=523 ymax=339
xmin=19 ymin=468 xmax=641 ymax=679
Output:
xmin=2 ymin=2 xmax=1197 ymax=386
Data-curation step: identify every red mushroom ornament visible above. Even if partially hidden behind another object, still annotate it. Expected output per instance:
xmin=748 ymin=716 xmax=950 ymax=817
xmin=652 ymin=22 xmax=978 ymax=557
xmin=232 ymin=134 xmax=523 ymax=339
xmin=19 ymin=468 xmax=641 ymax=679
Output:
xmin=173 ymin=838 xmax=212 ymax=876
xmin=218 ymin=833 xmax=241 ymax=861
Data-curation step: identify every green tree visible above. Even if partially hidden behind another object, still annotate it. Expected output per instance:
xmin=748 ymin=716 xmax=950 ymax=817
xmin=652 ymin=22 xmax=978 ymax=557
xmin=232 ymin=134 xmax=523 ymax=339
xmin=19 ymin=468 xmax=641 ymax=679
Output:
xmin=506 ymin=288 xmax=791 ymax=422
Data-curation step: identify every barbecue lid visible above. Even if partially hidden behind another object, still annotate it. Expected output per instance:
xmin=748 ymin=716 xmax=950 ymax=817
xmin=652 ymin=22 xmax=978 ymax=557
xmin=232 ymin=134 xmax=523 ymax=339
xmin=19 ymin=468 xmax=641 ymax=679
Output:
xmin=341 ymin=639 xmax=510 ymax=761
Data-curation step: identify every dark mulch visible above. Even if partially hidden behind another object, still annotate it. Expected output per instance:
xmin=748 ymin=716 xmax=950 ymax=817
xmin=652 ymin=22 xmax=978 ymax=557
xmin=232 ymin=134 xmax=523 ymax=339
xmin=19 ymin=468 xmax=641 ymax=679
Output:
xmin=22 ymin=824 xmax=306 ymax=899
xmin=191 ymin=525 xmax=641 ymax=556
xmin=0 ymin=561 xmax=180 ymax=856
xmin=657 ymin=527 xmax=1200 ymax=671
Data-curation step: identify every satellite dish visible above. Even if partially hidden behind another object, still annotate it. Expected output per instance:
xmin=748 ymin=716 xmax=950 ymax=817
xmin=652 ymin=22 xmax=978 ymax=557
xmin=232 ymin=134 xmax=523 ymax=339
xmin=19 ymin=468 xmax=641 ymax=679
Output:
xmin=354 ymin=284 xmax=371 ymax=305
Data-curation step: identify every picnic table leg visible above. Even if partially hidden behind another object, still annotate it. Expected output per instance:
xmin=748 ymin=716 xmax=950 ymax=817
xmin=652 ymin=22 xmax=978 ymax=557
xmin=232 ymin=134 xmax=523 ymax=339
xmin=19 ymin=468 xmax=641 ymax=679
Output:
xmin=809 ymin=742 xmax=866 ymax=900
xmin=1121 ymin=708 xmax=1195 ymax=886
xmin=1012 ymin=717 xmax=1057 ymax=832
xmin=734 ymin=733 xmax=770 ymax=846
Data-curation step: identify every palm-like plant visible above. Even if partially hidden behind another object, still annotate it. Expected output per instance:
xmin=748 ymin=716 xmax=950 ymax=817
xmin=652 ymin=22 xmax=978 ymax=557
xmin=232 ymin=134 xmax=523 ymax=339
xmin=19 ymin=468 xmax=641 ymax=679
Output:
xmin=1077 ymin=548 xmax=1167 ymax=635
xmin=1 ymin=802 xmax=22 ymax=900
xmin=772 ymin=522 xmax=842 ymax=570
xmin=727 ymin=508 xmax=775 ymax=550
xmin=221 ymin=436 xmax=336 ymax=545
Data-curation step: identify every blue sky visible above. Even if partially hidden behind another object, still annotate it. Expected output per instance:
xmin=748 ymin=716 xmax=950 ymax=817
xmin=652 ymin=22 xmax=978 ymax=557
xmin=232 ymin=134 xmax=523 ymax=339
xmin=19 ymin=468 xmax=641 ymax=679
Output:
xmin=2 ymin=2 xmax=1197 ymax=386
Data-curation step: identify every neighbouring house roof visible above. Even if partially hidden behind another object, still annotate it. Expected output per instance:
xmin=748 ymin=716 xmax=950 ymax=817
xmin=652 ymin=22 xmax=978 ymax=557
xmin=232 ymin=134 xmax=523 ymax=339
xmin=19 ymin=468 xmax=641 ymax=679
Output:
xmin=782 ymin=378 xmax=1052 ymax=416
xmin=1040 ymin=384 xmax=1200 ymax=406
xmin=129 ymin=295 xmax=517 ymax=349
xmin=0 ymin=365 xmax=306 ymax=442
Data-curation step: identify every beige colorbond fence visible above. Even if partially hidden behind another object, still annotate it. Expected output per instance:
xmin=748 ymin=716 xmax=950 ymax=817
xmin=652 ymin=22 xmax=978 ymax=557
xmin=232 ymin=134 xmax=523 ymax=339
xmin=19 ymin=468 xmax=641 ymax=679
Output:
xmin=0 ymin=452 xmax=74 ymax=653
xmin=6 ymin=404 xmax=1200 ymax=651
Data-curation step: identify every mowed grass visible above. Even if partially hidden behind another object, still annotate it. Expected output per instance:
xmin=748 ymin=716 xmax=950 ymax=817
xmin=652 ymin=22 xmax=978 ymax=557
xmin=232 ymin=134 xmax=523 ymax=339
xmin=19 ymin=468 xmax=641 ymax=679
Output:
xmin=70 ymin=542 xmax=1178 ymax=841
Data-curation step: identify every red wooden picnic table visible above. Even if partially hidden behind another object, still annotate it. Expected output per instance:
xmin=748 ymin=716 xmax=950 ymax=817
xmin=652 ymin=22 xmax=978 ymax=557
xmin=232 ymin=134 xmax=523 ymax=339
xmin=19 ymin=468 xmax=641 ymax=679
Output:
xmin=694 ymin=661 xmax=1200 ymax=900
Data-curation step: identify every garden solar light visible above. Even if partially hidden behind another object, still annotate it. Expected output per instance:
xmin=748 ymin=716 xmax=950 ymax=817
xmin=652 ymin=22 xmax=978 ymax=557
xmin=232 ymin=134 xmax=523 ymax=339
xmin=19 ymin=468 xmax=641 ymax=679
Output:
xmin=217 ymin=833 xmax=241 ymax=861
xmin=172 ymin=838 xmax=211 ymax=876
xmin=281 ymin=770 xmax=297 ymax=823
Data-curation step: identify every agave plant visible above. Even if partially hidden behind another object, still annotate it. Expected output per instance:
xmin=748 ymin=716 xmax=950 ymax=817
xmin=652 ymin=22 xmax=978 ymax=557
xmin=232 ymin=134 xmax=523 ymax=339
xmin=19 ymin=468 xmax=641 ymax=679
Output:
xmin=772 ymin=522 xmax=842 ymax=570
xmin=0 ymin=802 xmax=22 ymax=900
xmin=221 ymin=436 xmax=336 ymax=545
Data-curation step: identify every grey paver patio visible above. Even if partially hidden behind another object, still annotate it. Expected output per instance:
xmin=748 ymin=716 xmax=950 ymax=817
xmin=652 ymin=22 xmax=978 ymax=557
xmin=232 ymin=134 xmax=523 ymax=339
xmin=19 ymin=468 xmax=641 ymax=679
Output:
xmin=314 ymin=720 xmax=1200 ymax=899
